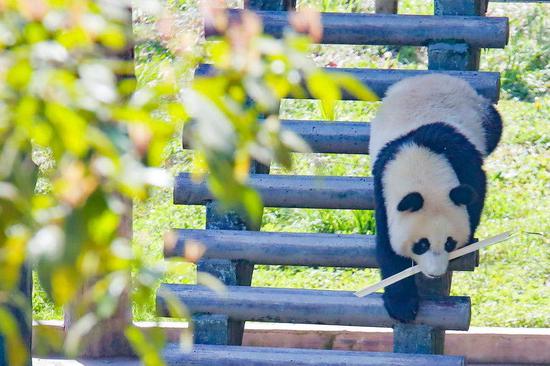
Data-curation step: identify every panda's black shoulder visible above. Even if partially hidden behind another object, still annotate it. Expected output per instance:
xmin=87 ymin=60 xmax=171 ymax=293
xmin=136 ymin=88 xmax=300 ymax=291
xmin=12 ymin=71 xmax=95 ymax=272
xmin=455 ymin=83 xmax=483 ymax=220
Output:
xmin=410 ymin=122 xmax=484 ymax=181
xmin=373 ymin=122 xmax=484 ymax=177
xmin=410 ymin=122 xmax=487 ymax=233
xmin=372 ymin=133 xmax=410 ymax=182
xmin=482 ymin=104 xmax=503 ymax=155
xmin=372 ymin=122 xmax=486 ymax=233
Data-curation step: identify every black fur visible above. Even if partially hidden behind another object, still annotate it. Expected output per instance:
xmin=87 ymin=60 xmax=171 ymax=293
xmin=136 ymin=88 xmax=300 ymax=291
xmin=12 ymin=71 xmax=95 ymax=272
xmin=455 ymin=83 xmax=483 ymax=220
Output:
xmin=412 ymin=238 xmax=430 ymax=255
xmin=482 ymin=104 xmax=503 ymax=155
xmin=397 ymin=192 xmax=424 ymax=212
xmin=450 ymin=185 xmax=477 ymax=206
xmin=445 ymin=237 xmax=457 ymax=252
xmin=373 ymin=122 xmax=486 ymax=322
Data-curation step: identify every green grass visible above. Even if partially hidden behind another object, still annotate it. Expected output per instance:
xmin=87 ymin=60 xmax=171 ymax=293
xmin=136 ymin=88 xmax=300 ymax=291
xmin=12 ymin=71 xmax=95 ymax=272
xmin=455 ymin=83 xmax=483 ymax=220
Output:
xmin=33 ymin=1 xmax=550 ymax=328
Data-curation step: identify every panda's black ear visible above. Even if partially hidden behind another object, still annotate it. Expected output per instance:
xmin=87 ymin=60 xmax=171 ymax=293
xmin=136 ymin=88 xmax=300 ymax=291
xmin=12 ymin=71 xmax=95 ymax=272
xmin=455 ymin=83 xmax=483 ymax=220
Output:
xmin=397 ymin=192 xmax=424 ymax=212
xmin=450 ymin=185 xmax=477 ymax=206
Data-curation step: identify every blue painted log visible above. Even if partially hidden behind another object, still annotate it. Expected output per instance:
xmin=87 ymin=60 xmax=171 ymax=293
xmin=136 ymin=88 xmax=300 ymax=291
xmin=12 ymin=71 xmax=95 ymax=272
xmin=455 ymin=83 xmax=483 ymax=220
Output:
xmin=157 ymin=284 xmax=471 ymax=330
xmin=184 ymin=120 xmax=371 ymax=154
xmin=196 ymin=64 xmax=501 ymax=102
xmin=174 ymin=173 xmax=375 ymax=209
xmin=165 ymin=229 xmax=478 ymax=271
xmin=163 ymin=343 xmax=467 ymax=366
xmin=206 ymin=10 xmax=508 ymax=48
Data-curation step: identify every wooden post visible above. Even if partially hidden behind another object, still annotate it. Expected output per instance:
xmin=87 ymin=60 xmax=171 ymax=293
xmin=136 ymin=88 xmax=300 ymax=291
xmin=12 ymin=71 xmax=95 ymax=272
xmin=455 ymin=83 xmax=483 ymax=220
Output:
xmin=1 ymin=156 xmax=36 ymax=366
xmin=428 ymin=0 xmax=487 ymax=71
xmin=63 ymin=5 xmax=136 ymax=357
xmin=0 ymin=265 xmax=32 ymax=366
xmin=394 ymin=0 xmax=485 ymax=354
xmin=194 ymin=163 xmax=269 ymax=345
xmin=375 ymin=0 xmax=398 ymax=14
xmin=193 ymin=0 xmax=295 ymax=346
xmin=247 ymin=0 xmax=296 ymax=10
xmin=64 ymin=200 xmax=134 ymax=357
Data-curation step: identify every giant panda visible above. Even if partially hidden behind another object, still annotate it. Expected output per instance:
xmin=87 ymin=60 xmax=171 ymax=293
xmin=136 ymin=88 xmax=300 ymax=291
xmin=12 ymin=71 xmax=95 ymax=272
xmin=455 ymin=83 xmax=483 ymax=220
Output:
xmin=370 ymin=74 xmax=502 ymax=322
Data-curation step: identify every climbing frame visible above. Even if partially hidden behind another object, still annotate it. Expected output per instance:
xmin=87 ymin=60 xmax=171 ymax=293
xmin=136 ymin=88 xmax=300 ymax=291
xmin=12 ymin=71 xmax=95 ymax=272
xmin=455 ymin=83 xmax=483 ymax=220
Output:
xmin=158 ymin=0 xmax=508 ymax=364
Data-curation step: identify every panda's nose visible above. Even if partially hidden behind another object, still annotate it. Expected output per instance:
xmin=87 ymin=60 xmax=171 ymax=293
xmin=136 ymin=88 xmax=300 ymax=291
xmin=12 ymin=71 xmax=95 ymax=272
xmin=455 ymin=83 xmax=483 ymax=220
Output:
xmin=419 ymin=251 xmax=449 ymax=277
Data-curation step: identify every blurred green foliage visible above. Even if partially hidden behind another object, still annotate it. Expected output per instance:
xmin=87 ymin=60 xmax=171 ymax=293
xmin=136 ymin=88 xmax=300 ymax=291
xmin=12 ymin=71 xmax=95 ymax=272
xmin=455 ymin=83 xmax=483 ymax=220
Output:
xmin=0 ymin=1 xmax=182 ymax=363
xmin=0 ymin=0 xmax=376 ymax=364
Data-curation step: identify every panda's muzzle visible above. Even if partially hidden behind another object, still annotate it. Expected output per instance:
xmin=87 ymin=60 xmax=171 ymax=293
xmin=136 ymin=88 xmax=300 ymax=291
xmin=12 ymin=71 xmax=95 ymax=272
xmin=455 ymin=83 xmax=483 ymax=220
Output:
xmin=416 ymin=250 xmax=449 ymax=277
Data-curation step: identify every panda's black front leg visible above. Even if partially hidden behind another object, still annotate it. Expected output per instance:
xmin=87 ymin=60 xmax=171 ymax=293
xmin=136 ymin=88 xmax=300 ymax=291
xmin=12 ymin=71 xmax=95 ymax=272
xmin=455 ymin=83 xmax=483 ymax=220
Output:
xmin=377 ymin=240 xmax=419 ymax=322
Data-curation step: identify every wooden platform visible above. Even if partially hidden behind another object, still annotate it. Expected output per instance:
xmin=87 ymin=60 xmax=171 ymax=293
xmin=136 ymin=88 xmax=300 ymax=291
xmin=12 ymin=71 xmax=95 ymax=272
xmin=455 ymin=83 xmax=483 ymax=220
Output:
xmin=32 ymin=321 xmax=550 ymax=364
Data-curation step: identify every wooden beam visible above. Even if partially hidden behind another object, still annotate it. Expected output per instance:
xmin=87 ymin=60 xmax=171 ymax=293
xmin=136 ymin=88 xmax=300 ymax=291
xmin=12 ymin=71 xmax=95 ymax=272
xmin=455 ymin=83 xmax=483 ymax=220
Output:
xmin=196 ymin=64 xmax=501 ymax=102
xmin=165 ymin=229 xmax=478 ymax=271
xmin=206 ymin=10 xmax=509 ymax=48
xmin=157 ymin=285 xmax=471 ymax=331
xmin=163 ymin=343 xmax=467 ymax=366
xmin=174 ymin=173 xmax=375 ymax=210
xmin=490 ymin=0 xmax=548 ymax=2
xmin=184 ymin=120 xmax=372 ymax=155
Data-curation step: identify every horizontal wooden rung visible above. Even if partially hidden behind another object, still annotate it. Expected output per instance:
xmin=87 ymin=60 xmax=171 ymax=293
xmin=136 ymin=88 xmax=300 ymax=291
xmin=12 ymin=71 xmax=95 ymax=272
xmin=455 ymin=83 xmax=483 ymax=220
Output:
xmin=163 ymin=343 xmax=466 ymax=366
xmin=196 ymin=64 xmax=501 ymax=102
xmin=183 ymin=120 xmax=371 ymax=155
xmin=174 ymin=173 xmax=375 ymax=210
xmin=157 ymin=284 xmax=471 ymax=330
xmin=205 ymin=10 xmax=509 ymax=49
xmin=165 ymin=229 xmax=478 ymax=271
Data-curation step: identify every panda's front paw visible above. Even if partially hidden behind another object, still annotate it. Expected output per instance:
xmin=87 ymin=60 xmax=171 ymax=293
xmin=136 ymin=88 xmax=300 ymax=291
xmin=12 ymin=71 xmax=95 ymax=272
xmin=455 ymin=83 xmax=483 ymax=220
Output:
xmin=383 ymin=292 xmax=419 ymax=322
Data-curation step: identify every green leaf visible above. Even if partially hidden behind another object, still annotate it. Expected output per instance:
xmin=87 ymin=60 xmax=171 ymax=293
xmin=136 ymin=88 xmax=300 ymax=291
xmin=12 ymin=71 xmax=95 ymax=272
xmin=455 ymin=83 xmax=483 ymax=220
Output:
xmin=125 ymin=326 xmax=166 ymax=366
xmin=6 ymin=60 xmax=32 ymax=89
xmin=44 ymin=103 xmax=88 ymax=157
xmin=306 ymin=70 xmax=341 ymax=120
xmin=331 ymin=72 xmax=379 ymax=102
xmin=241 ymin=186 xmax=264 ymax=229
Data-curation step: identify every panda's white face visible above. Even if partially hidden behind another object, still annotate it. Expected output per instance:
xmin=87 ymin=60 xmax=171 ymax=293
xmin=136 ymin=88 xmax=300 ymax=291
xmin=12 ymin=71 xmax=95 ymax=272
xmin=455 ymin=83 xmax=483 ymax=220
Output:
xmin=383 ymin=144 xmax=474 ymax=277
xmin=392 ymin=194 xmax=471 ymax=277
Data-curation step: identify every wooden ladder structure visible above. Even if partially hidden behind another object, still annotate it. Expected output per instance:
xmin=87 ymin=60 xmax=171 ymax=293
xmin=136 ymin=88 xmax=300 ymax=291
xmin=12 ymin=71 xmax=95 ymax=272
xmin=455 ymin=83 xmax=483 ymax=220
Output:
xmin=157 ymin=0 xmax=508 ymax=364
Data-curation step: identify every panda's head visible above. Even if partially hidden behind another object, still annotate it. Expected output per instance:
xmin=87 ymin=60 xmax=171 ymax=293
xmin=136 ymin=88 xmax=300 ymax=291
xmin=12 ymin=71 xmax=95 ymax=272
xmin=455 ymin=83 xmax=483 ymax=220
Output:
xmin=384 ymin=145 xmax=476 ymax=277
xmin=392 ymin=186 xmax=475 ymax=277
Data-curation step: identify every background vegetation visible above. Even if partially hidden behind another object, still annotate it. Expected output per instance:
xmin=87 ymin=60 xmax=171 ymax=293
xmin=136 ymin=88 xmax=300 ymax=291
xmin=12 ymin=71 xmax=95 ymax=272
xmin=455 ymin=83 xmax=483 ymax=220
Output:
xmin=33 ymin=0 xmax=549 ymax=328
xmin=5 ymin=0 xmax=369 ymax=363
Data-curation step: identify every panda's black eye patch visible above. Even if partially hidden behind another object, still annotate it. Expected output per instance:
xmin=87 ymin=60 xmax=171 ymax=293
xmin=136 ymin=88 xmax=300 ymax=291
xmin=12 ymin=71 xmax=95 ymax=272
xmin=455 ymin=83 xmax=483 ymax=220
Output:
xmin=450 ymin=185 xmax=477 ymax=206
xmin=397 ymin=192 xmax=424 ymax=212
xmin=412 ymin=238 xmax=430 ymax=255
xmin=445 ymin=237 xmax=457 ymax=252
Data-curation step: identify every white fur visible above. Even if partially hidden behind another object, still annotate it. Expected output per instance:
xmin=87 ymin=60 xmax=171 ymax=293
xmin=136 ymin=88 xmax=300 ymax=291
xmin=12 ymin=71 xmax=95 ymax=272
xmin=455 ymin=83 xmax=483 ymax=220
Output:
xmin=382 ymin=144 xmax=470 ymax=276
xmin=370 ymin=74 xmax=490 ymax=163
